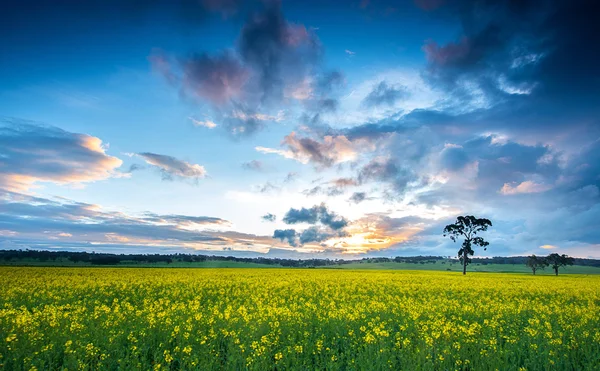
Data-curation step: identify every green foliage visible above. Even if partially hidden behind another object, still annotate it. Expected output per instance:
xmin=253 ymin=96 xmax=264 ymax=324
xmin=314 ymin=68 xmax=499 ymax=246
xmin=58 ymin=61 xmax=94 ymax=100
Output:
xmin=443 ymin=216 xmax=492 ymax=274
xmin=546 ymin=253 xmax=575 ymax=276
xmin=526 ymin=255 xmax=549 ymax=275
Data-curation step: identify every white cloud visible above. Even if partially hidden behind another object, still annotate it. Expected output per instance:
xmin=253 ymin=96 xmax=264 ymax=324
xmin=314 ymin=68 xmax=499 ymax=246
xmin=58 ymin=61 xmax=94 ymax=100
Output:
xmin=189 ymin=116 xmax=217 ymax=129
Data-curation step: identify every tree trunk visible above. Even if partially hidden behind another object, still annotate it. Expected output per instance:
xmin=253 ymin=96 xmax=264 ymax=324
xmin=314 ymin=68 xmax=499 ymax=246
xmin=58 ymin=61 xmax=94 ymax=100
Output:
xmin=533 ymin=268 xmax=536 ymax=275
xmin=462 ymin=250 xmax=467 ymax=275
xmin=555 ymin=267 xmax=558 ymax=276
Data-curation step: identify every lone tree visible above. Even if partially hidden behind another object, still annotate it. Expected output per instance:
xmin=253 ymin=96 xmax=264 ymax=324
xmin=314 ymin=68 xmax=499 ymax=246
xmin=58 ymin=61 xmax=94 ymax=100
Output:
xmin=526 ymin=255 xmax=548 ymax=275
xmin=443 ymin=215 xmax=492 ymax=275
xmin=546 ymin=253 xmax=574 ymax=276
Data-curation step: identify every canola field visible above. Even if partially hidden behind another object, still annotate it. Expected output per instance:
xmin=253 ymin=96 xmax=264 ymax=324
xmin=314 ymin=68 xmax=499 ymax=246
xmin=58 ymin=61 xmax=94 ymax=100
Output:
xmin=1 ymin=268 xmax=599 ymax=370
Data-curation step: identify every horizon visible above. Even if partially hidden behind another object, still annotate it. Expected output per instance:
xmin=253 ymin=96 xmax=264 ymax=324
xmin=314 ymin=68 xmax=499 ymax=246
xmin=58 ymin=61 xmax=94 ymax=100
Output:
xmin=2 ymin=248 xmax=599 ymax=263
xmin=2 ymin=0 xmax=600 ymax=260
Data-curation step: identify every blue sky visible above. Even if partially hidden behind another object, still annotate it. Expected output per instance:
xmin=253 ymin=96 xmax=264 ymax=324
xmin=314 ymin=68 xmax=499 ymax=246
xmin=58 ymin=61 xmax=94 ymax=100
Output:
xmin=1 ymin=0 xmax=600 ymax=259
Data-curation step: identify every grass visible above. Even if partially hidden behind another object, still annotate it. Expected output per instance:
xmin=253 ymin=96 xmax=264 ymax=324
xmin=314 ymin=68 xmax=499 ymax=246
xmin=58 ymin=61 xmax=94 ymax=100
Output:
xmin=2 ymin=257 xmax=599 ymax=275
xmin=326 ymin=261 xmax=600 ymax=275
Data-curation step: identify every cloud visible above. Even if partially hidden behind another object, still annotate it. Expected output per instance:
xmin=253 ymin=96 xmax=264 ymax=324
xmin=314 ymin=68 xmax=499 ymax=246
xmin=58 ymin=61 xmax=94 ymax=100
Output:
xmin=0 ymin=190 xmax=287 ymax=253
xmin=362 ymin=81 xmax=408 ymax=107
xmin=241 ymin=160 xmax=264 ymax=171
xmin=152 ymin=1 xmax=326 ymax=137
xmin=231 ymin=109 xmax=285 ymax=122
xmin=299 ymin=226 xmax=339 ymax=245
xmin=349 ymin=192 xmax=368 ymax=204
xmin=273 ymin=225 xmax=347 ymax=247
xmin=284 ymin=172 xmax=298 ymax=183
xmin=273 ymin=229 xmax=298 ymax=247
xmin=259 ymin=132 xmax=358 ymax=168
xmin=300 ymin=71 xmax=346 ymax=113
xmin=189 ymin=117 xmax=217 ymax=129
xmin=439 ymin=144 xmax=469 ymax=171
xmin=0 ymin=119 xmax=122 ymax=191
xmin=257 ymin=182 xmax=279 ymax=194
xmin=303 ymin=177 xmax=359 ymax=197
xmin=540 ymin=244 xmax=558 ymax=250
xmin=358 ymin=158 xmax=415 ymax=194
xmin=500 ymin=181 xmax=552 ymax=195
xmin=345 ymin=49 xmax=356 ymax=55
xmin=282 ymin=204 xmax=348 ymax=230
xmin=126 ymin=164 xmax=144 ymax=173
xmin=237 ymin=2 xmax=321 ymax=105
xmin=419 ymin=0 xmax=600 ymax=115
xmin=180 ymin=52 xmax=249 ymax=105
xmin=261 ymin=213 xmax=276 ymax=222
xmin=137 ymin=152 xmax=207 ymax=181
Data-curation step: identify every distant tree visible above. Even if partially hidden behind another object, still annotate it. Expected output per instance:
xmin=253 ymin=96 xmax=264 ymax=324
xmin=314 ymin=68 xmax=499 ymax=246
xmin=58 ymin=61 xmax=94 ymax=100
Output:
xmin=546 ymin=253 xmax=574 ymax=276
xmin=443 ymin=215 xmax=492 ymax=275
xmin=526 ymin=255 xmax=548 ymax=275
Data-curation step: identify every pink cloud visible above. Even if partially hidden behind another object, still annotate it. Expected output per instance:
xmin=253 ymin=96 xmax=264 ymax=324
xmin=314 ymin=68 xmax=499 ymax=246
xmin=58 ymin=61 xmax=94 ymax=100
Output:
xmin=500 ymin=181 xmax=552 ymax=195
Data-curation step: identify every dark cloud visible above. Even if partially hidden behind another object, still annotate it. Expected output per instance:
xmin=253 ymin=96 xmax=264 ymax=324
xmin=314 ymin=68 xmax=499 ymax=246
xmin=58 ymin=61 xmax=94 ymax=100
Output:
xmin=273 ymin=225 xmax=346 ymax=247
xmin=261 ymin=213 xmax=276 ymax=222
xmin=282 ymin=206 xmax=319 ymax=224
xmin=238 ymin=1 xmax=321 ymax=104
xmin=439 ymin=145 xmax=469 ymax=171
xmin=282 ymin=204 xmax=348 ymax=230
xmin=0 ymin=119 xmax=122 ymax=191
xmin=137 ymin=152 xmax=207 ymax=181
xmin=358 ymin=158 xmax=414 ymax=193
xmin=153 ymin=1 xmax=326 ymax=138
xmin=273 ymin=229 xmax=298 ymax=247
xmin=362 ymin=81 xmax=408 ymax=107
xmin=453 ymin=136 xmax=559 ymax=193
xmin=349 ymin=192 xmax=368 ymax=204
xmin=421 ymin=0 xmax=600 ymax=114
xmin=179 ymin=52 xmax=249 ymax=105
xmin=241 ymin=160 xmax=264 ymax=171
xmin=298 ymin=226 xmax=341 ymax=245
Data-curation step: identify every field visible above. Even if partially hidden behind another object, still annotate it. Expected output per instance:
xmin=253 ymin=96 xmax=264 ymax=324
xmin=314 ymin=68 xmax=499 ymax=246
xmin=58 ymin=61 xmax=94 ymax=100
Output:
xmin=1 ymin=268 xmax=599 ymax=370
xmin=327 ymin=261 xmax=600 ymax=275
xmin=3 ymin=256 xmax=600 ymax=275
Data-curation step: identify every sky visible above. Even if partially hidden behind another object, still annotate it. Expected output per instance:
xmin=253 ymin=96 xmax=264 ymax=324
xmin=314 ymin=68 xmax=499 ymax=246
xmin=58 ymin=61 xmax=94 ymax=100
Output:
xmin=1 ymin=0 xmax=600 ymax=259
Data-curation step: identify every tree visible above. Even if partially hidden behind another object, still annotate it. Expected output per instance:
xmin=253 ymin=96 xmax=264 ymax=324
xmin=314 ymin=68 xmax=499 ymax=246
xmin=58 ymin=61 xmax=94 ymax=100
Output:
xmin=443 ymin=216 xmax=492 ymax=275
xmin=526 ymin=255 xmax=548 ymax=275
xmin=546 ymin=253 xmax=574 ymax=276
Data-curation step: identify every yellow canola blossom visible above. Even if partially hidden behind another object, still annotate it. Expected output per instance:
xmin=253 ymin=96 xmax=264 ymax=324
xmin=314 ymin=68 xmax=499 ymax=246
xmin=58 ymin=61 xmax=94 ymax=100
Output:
xmin=0 ymin=267 xmax=599 ymax=370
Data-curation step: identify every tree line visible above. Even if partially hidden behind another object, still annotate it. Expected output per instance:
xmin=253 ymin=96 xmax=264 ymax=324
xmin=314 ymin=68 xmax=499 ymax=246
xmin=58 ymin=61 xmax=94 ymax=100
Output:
xmin=0 ymin=249 xmax=596 ymax=272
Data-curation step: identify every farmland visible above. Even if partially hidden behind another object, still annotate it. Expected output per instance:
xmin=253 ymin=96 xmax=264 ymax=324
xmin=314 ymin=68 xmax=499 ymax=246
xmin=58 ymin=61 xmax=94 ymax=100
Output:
xmin=1 ymin=267 xmax=599 ymax=370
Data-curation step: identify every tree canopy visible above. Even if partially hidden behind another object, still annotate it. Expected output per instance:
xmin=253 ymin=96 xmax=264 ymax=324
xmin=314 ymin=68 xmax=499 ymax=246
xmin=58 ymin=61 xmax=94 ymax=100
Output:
xmin=546 ymin=253 xmax=574 ymax=276
xmin=443 ymin=215 xmax=492 ymax=275
xmin=526 ymin=255 xmax=548 ymax=275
